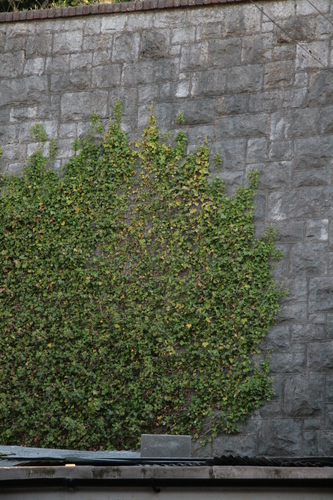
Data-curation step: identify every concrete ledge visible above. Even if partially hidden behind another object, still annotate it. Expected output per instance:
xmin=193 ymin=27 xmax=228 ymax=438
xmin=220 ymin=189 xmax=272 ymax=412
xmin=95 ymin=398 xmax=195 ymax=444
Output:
xmin=0 ymin=0 xmax=276 ymax=23
xmin=0 ymin=466 xmax=333 ymax=480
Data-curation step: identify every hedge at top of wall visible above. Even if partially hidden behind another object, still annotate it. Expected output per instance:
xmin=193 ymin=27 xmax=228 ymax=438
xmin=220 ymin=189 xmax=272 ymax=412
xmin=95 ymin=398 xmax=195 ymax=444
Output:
xmin=0 ymin=0 xmax=333 ymax=457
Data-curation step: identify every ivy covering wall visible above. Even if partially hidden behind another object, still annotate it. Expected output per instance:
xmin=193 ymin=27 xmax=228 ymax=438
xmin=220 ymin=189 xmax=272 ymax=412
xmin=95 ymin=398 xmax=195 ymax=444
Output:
xmin=0 ymin=109 xmax=283 ymax=450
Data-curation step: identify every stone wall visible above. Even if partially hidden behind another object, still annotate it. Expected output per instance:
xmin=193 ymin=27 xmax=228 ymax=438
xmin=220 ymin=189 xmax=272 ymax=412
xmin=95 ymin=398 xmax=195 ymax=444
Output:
xmin=1 ymin=0 xmax=333 ymax=456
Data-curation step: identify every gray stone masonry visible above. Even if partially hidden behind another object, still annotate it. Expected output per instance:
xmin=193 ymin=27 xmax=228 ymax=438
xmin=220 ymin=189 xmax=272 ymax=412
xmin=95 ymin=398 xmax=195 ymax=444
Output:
xmin=0 ymin=0 xmax=333 ymax=456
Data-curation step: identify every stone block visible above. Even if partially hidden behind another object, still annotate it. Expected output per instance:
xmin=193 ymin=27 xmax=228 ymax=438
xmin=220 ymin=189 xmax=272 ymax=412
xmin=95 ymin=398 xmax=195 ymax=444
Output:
xmin=191 ymin=69 xmax=227 ymax=97
xmin=155 ymin=59 xmax=179 ymax=83
xmin=307 ymin=341 xmax=333 ymax=370
xmin=304 ymin=418 xmax=322 ymax=432
xmin=249 ymin=90 xmax=281 ymax=113
xmin=213 ymin=139 xmax=246 ymax=170
xmin=175 ymin=80 xmax=190 ymax=98
xmin=83 ymin=34 xmax=113 ymax=52
xmin=296 ymin=0 xmax=330 ymax=16
xmin=209 ymin=39 xmax=241 ymax=68
xmin=214 ymin=170 xmax=243 ymax=196
xmin=180 ymin=42 xmax=208 ymax=71
xmin=303 ymin=430 xmax=333 ymax=455
xmin=217 ymin=113 xmax=269 ymax=139
xmin=84 ymin=17 xmax=101 ymax=36
xmin=171 ymin=26 xmax=195 ymax=45
xmin=294 ymin=135 xmax=333 ymax=170
xmin=290 ymin=243 xmax=327 ymax=278
xmin=26 ymin=34 xmax=51 ymax=58
xmin=93 ymin=51 xmax=111 ymax=68
xmin=274 ymin=222 xmax=306 ymax=243
xmin=70 ymin=53 xmax=93 ymax=72
xmin=268 ymin=141 xmax=293 ymax=161
xmin=329 ymin=315 xmax=333 ymax=338
xmin=213 ymin=434 xmax=257 ymax=457
xmin=267 ymin=191 xmax=297 ymax=222
xmin=45 ymin=55 xmax=70 ymax=74
xmin=284 ymin=375 xmax=324 ymax=417
xmin=216 ymin=95 xmax=248 ymax=116
xmin=0 ymin=52 xmax=24 ymax=78
xmin=196 ymin=22 xmax=221 ymax=42
xmin=296 ymin=41 xmax=329 ymax=70
xmin=191 ymin=438 xmax=212 ymax=458
xmin=51 ymin=71 xmax=91 ymax=93
xmin=270 ymin=108 xmax=319 ymax=141
xmin=327 ymin=374 xmax=333 ymax=402
xmin=324 ymin=405 xmax=333 ymax=430
xmin=258 ymin=419 xmax=302 ymax=456
xmin=246 ymin=161 xmax=292 ymax=190
xmin=101 ymin=14 xmax=127 ymax=33
xmin=53 ymin=30 xmax=83 ymax=54
xmin=113 ymin=32 xmax=140 ymax=63
xmin=188 ymin=125 xmax=215 ymax=147
xmin=122 ymin=61 xmax=154 ymax=86
xmin=23 ymin=57 xmax=45 ymax=77
xmin=308 ymin=70 xmax=333 ymax=107
xmin=227 ymin=65 xmax=262 ymax=94
xmin=140 ymin=30 xmax=168 ymax=60
xmin=246 ymin=138 xmax=268 ymax=163
xmin=141 ymin=434 xmax=191 ymax=458
xmin=291 ymin=324 xmax=326 ymax=342
xmin=309 ymin=278 xmax=333 ymax=313
xmin=276 ymin=301 xmax=307 ymax=324
xmin=60 ymin=91 xmax=108 ymax=120
xmin=174 ymin=98 xmax=214 ymax=126
xmin=320 ymin=105 xmax=333 ymax=134
xmin=1 ymin=76 xmax=48 ymax=107
xmin=272 ymin=243 xmax=290 ymax=281
xmin=241 ymin=34 xmax=272 ymax=65
xmin=282 ymin=88 xmax=308 ymax=109
xmin=266 ymin=325 xmax=290 ymax=351
xmin=297 ymin=188 xmax=333 ymax=219
xmin=306 ymin=219 xmax=329 ymax=242
xmin=270 ymin=345 xmax=306 ymax=373
xmin=293 ymin=168 xmax=330 ymax=188
xmin=92 ymin=65 xmax=122 ymax=89
xmin=280 ymin=278 xmax=308 ymax=304
xmin=264 ymin=61 xmax=294 ymax=89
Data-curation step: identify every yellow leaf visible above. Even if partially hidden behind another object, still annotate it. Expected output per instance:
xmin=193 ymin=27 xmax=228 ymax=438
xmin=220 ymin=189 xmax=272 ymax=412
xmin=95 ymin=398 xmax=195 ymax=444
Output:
xmin=186 ymin=324 xmax=192 ymax=329
xmin=61 ymin=221 xmax=65 ymax=226
xmin=47 ymin=343 xmax=52 ymax=348
xmin=115 ymin=324 xmax=120 ymax=329
xmin=202 ymin=342 xmax=209 ymax=348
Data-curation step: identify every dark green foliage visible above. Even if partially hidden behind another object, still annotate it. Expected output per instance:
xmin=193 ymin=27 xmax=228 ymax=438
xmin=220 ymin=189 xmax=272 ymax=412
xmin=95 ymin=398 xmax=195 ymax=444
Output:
xmin=0 ymin=110 xmax=283 ymax=450
xmin=0 ymin=0 xmax=129 ymax=14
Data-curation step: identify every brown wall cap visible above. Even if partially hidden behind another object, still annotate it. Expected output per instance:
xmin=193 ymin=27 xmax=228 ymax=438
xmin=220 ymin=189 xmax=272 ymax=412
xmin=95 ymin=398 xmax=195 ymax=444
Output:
xmin=0 ymin=0 xmax=275 ymax=23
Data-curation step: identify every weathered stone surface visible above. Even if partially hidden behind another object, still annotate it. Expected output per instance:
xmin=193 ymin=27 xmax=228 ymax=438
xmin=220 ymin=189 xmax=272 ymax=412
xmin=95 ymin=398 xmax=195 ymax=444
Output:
xmin=141 ymin=434 xmax=191 ymax=458
xmin=290 ymin=243 xmax=327 ymax=278
xmin=245 ymin=161 xmax=292 ymax=190
xmin=309 ymin=278 xmax=333 ymax=313
xmin=308 ymin=70 xmax=333 ymax=107
xmin=258 ymin=419 xmax=302 ymax=456
xmin=294 ymin=136 xmax=333 ymax=170
xmin=216 ymin=113 xmax=269 ymax=139
xmin=307 ymin=341 xmax=333 ymax=371
xmin=284 ymin=375 xmax=324 ymax=417
xmin=60 ymin=91 xmax=108 ymax=120
xmin=291 ymin=324 xmax=326 ymax=341
xmin=227 ymin=65 xmax=262 ymax=93
xmin=213 ymin=434 xmax=257 ymax=457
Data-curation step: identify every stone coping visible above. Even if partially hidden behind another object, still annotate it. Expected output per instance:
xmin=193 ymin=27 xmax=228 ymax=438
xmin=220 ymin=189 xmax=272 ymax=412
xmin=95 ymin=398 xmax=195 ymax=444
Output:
xmin=0 ymin=0 xmax=275 ymax=23
xmin=0 ymin=465 xmax=333 ymax=480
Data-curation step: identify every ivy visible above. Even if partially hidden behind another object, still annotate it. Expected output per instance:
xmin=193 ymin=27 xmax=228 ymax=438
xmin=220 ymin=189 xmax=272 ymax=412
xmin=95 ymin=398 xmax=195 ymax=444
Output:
xmin=0 ymin=106 xmax=283 ymax=450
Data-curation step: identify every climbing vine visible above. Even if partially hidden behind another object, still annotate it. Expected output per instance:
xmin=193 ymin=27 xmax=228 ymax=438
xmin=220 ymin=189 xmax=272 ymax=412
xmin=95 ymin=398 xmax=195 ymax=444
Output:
xmin=0 ymin=106 xmax=283 ymax=450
